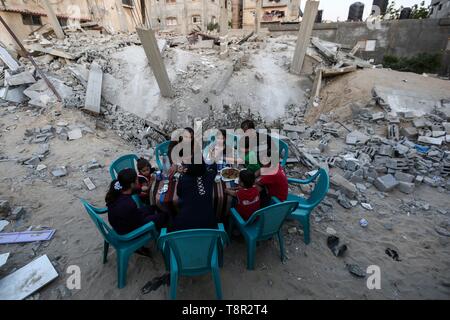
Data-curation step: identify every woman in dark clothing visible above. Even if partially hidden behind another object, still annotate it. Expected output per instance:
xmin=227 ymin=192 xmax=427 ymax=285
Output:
xmin=170 ymin=162 xmax=218 ymax=232
xmin=105 ymin=168 xmax=164 ymax=235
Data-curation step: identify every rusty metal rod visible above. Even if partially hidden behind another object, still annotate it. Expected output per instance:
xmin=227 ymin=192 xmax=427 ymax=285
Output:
xmin=0 ymin=15 xmax=62 ymax=102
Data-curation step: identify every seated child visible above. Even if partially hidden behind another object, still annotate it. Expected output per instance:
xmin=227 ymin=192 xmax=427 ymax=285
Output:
xmin=226 ymin=170 xmax=260 ymax=221
xmin=137 ymin=157 xmax=155 ymax=204
xmin=255 ymin=151 xmax=288 ymax=207
xmin=106 ymin=168 xmax=163 ymax=235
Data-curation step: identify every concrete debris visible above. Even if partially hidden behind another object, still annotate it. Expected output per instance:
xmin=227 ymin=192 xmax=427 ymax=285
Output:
xmin=4 ymin=70 xmax=36 ymax=86
xmin=374 ymin=174 xmax=399 ymax=192
xmin=346 ymin=131 xmax=369 ymax=145
xmin=83 ymin=177 xmax=96 ymax=191
xmin=83 ymin=61 xmax=103 ymax=114
xmin=67 ymin=128 xmax=83 ymax=140
xmin=51 ymin=166 xmax=68 ymax=177
xmin=0 ymin=46 xmax=20 ymax=71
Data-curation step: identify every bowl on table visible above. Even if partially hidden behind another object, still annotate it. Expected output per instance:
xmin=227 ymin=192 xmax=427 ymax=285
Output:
xmin=219 ymin=167 xmax=240 ymax=182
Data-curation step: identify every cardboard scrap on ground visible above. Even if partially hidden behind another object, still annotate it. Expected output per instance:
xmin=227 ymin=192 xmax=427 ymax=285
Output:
xmin=0 ymin=255 xmax=58 ymax=300
xmin=0 ymin=229 xmax=55 ymax=245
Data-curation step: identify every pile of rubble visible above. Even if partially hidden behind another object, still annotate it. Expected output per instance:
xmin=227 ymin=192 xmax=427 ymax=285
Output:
xmin=279 ymin=91 xmax=450 ymax=211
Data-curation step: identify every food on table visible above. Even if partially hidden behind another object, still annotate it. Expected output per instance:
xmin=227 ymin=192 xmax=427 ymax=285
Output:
xmin=220 ymin=168 xmax=240 ymax=180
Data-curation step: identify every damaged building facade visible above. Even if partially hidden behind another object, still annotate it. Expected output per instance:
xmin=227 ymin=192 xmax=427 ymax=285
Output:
xmin=0 ymin=0 xmax=91 ymax=49
xmin=0 ymin=0 xmax=230 ymax=51
xmin=242 ymin=0 xmax=299 ymax=29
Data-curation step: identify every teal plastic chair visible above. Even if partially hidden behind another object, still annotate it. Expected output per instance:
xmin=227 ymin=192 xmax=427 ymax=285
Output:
xmin=157 ymin=224 xmax=229 ymax=300
xmin=278 ymin=139 xmax=289 ymax=168
xmin=80 ymin=199 xmax=158 ymax=288
xmin=155 ymin=141 xmax=171 ymax=171
xmin=284 ymin=168 xmax=330 ymax=245
xmin=109 ymin=154 xmax=138 ymax=179
xmin=229 ymin=200 xmax=298 ymax=270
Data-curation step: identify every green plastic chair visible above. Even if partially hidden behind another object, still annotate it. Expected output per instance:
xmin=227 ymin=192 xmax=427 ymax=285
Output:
xmin=80 ymin=199 xmax=158 ymax=288
xmin=278 ymin=139 xmax=289 ymax=168
xmin=229 ymin=200 xmax=298 ymax=270
xmin=155 ymin=141 xmax=171 ymax=171
xmin=109 ymin=154 xmax=138 ymax=179
xmin=284 ymin=168 xmax=330 ymax=245
xmin=157 ymin=224 xmax=229 ymax=300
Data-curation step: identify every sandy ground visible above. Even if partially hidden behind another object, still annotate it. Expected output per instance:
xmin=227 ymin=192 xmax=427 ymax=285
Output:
xmin=1 ymin=106 xmax=449 ymax=300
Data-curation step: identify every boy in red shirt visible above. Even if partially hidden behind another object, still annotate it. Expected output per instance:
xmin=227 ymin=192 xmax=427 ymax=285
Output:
xmin=226 ymin=170 xmax=260 ymax=221
xmin=256 ymin=151 xmax=288 ymax=206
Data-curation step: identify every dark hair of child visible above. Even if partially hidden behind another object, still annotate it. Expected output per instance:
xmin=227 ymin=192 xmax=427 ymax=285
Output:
xmin=105 ymin=168 xmax=137 ymax=205
xmin=137 ymin=157 xmax=154 ymax=173
xmin=239 ymin=169 xmax=256 ymax=188
xmin=241 ymin=120 xmax=256 ymax=131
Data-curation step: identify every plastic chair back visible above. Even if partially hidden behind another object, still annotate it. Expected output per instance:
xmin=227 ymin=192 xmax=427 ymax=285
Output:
xmin=250 ymin=201 xmax=298 ymax=239
xmin=158 ymin=228 xmax=227 ymax=275
xmin=307 ymin=168 xmax=329 ymax=207
xmin=109 ymin=154 xmax=138 ymax=179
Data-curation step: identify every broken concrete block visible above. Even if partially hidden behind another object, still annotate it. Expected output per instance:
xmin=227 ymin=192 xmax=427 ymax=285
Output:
xmin=418 ymin=136 xmax=444 ymax=146
xmin=57 ymin=121 xmax=69 ymax=127
xmin=190 ymin=85 xmax=201 ymax=94
xmin=394 ymin=143 xmax=410 ymax=155
xmin=10 ymin=206 xmax=25 ymax=220
xmin=374 ymin=174 xmax=399 ymax=192
xmin=398 ymin=181 xmax=415 ymax=194
xmin=23 ymin=156 xmax=40 ymax=166
xmin=337 ymin=193 xmax=352 ymax=209
xmin=378 ymin=144 xmax=394 ymax=157
xmin=330 ymin=173 xmax=357 ymax=198
xmin=394 ymin=172 xmax=415 ymax=183
xmin=443 ymin=122 xmax=450 ymax=134
xmin=0 ymin=85 xmax=28 ymax=103
xmin=255 ymin=72 xmax=264 ymax=82
xmin=4 ymin=70 xmax=36 ymax=86
xmin=387 ymin=124 xmax=400 ymax=140
xmin=401 ymin=127 xmax=418 ymax=138
xmin=84 ymin=62 xmax=103 ymax=114
xmin=283 ymin=124 xmax=306 ymax=133
xmin=36 ymin=164 xmax=47 ymax=171
xmin=413 ymin=118 xmax=430 ymax=128
xmin=52 ymin=166 xmax=67 ymax=177
xmin=0 ymin=46 xmax=20 ymax=71
xmin=191 ymin=39 xmax=214 ymax=49
xmin=432 ymin=131 xmax=446 ymax=138
xmin=371 ymin=112 xmax=385 ymax=121
xmin=423 ymin=176 xmax=439 ymax=187
xmin=67 ymin=128 xmax=83 ymax=140
xmin=346 ymin=131 xmax=369 ymax=145
xmin=83 ymin=177 xmax=96 ymax=191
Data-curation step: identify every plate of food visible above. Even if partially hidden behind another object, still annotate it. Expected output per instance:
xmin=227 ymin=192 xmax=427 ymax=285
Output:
xmin=220 ymin=167 xmax=240 ymax=182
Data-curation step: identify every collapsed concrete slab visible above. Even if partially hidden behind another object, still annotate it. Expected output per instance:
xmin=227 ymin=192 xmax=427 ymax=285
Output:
xmin=84 ymin=62 xmax=103 ymax=114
